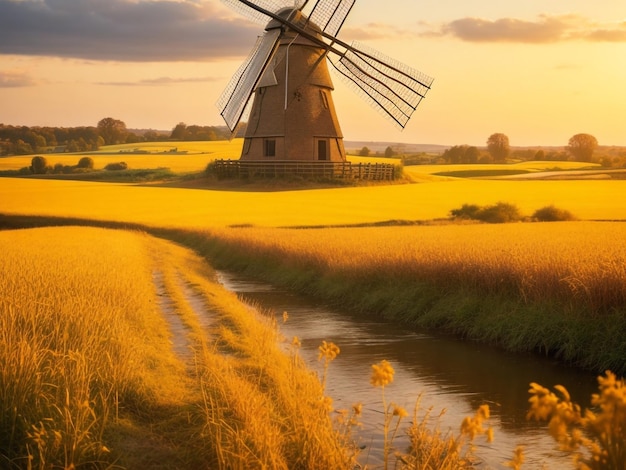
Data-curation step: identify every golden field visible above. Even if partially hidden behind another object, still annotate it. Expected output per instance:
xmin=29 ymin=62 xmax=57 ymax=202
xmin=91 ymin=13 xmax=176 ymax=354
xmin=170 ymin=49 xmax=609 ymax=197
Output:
xmin=2 ymin=140 xmax=626 ymax=469
xmin=201 ymin=222 xmax=626 ymax=312
xmin=0 ymin=226 xmax=353 ymax=469
xmin=0 ymin=175 xmax=624 ymax=229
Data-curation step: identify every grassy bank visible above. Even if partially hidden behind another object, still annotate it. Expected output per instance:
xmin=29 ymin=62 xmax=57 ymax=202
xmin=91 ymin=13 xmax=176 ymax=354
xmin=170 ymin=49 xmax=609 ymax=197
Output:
xmin=2 ymin=215 xmax=624 ymax=376
xmin=0 ymin=226 xmax=354 ymax=469
xmin=163 ymin=223 xmax=626 ymax=376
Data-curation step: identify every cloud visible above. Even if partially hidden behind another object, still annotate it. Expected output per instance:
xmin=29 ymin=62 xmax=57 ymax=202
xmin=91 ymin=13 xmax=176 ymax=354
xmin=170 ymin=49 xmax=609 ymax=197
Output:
xmin=98 ymin=76 xmax=221 ymax=86
xmin=431 ymin=15 xmax=626 ymax=44
xmin=0 ymin=0 xmax=260 ymax=62
xmin=0 ymin=70 xmax=38 ymax=87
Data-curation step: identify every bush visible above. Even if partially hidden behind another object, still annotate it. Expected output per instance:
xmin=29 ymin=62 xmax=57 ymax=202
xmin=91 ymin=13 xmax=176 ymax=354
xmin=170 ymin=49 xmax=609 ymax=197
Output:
xmin=104 ymin=162 xmax=128 ymax=171
xmin=450 ymin=204 xmax=482 ymax=220
xmin=77 ymin=157 xmax=94 ymax=169
xmin=450 ymin=202 xmax=522 ymax=224
xmin=478 ymin=202 xmax=522 ymax=223
xmin=30 ymin=156 xmax=48 ymax=174
xmin=532 ymin=205 xmax=576 ymax=222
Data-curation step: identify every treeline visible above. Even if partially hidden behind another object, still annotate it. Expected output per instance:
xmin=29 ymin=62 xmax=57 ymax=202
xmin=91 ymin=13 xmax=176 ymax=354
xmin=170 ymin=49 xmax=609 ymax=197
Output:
xmin=0 ymin=125 xmax=103 ymax=156
xmin=0 ymin=118 xmax=243 ymax=156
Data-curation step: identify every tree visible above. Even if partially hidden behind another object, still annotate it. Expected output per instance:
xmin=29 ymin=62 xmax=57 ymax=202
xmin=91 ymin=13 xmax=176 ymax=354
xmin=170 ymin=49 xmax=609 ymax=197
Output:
xmin=31 ymin=156 xmax=48 ymax=174
xmin=487 ymin=133 xmax=510 ymax=163
xmin=97 ymin=117 xmax=127 ymax=145
xmin=384 ymin=146 xmax=395 ymax=158
xmin=359 ymin=146 xmax=370 ymax=157
xmin=171 ymin=122 xmax=188 ymax=140
xmin=443 ymin=145 xmax=465 ymax=164
xmin=77 ymin=157 xmax=94 ymax=169
xmin=567 ymin=133 xmax=598 ymax=162
xmin=465 ymin=146 xmax=480 ymax=164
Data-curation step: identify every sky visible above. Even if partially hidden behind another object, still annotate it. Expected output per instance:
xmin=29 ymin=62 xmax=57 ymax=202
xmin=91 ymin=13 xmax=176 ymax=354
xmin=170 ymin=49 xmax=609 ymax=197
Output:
xmin=1 ymin=0 xmax=625 ymax=147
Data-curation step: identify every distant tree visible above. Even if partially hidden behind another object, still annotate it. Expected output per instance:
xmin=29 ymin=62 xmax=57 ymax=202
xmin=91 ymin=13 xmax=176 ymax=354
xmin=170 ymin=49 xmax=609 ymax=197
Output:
xmin=384 ymin=146 xmax=395 ymax=158
xmin=77 ymin=156 xmax=94 ymax=169
xmin=171 ymin=122 xmax=188 ymax=140
xmin=535 ymin=150 xmax=546 ymax=160
xmin=97 ymin=117 xmax=127 ymax=145
xmin=125 ymin=132 xmax=140 ymax=144
xmin=15 ymin=139 xmax=33 ymax=155
xmin=144 ymin=130 xmax=159 ymax=142
xmin=30 ymin=156 xmax=48 ymax=174
xmin=359 ymin=146 xmax=370 ymax=157
xmin=567 ymin=133 xmax=598 ymax=162
xmin=443 ymin=145 xmax=469 ymax=164
xmin=487 ymin=133 xmax=510 ymax=163
xmin=465 ymin=146 xmax=479 ymax=164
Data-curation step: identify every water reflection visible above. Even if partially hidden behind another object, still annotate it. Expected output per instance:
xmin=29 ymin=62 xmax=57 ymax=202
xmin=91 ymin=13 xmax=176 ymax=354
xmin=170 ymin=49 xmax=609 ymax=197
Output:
xmin=217 ymin=271 xmax=598 ymax=469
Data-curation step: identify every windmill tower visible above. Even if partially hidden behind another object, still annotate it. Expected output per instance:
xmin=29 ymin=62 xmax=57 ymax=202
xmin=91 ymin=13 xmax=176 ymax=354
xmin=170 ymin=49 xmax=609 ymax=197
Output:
xmin=217 ymin=0 xmax=433 ymax=163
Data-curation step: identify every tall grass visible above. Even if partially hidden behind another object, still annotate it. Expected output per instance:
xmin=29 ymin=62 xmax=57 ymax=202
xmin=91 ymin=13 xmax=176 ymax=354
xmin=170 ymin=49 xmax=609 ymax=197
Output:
xmin=0 ymin=226 xmax=354 ymax=468
xmin=181 ymin=222 xmax=626 ymax=374
xmin=0 ymin=226 xmax=173 ymax=467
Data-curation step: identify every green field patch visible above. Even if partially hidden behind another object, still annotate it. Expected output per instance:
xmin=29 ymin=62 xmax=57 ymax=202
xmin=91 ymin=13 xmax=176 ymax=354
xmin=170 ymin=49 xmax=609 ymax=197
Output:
xmin=433 ymin=169 xmax=532 ymax=178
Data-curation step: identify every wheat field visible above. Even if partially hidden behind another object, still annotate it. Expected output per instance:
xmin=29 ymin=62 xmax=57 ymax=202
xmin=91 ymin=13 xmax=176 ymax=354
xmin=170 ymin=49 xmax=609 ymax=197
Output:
xmin=0 ymin=226 xmax=353 ymax=469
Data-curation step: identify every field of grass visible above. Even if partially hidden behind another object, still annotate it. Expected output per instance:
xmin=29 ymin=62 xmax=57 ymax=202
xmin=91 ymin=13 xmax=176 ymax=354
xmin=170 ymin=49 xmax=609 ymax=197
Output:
xmin=0 ymin=226 xmax=354 ymax=469
xmin=169 ymin=222 xmax=626 ymax=375
xmin=0 ymin=174 xmax=624 ymax=229
xmin=0 ymin=141 xmax=243 ymax=174
xmin=2 ymin=140 xmax=626 ymax=468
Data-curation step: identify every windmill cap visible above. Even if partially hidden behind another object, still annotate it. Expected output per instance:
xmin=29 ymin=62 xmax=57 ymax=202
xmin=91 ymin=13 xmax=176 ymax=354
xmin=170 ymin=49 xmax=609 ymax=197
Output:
xmin=265 ymin=7 xmax=322 ymax=34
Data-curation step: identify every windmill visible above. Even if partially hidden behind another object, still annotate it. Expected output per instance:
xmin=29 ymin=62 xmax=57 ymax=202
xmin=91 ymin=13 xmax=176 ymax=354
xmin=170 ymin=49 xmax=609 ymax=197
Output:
xmin=217 ymin=0 xmax=433 ymax=162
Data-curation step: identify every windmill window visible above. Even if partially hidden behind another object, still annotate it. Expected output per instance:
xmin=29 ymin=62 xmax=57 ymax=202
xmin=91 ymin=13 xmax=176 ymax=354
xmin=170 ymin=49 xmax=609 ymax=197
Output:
xmin=318 ymin=139 xmax=328 ymax=161
xmin=264 ymin=139 xmax=276 ymax=157
xmin=320 ymin=90 xmax=329 ymax=109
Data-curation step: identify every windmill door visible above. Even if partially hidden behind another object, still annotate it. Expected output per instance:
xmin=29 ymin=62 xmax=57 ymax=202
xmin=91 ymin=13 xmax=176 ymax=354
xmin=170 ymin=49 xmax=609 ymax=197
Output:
xmin=317 ymin=139 xmax=328 ymax=161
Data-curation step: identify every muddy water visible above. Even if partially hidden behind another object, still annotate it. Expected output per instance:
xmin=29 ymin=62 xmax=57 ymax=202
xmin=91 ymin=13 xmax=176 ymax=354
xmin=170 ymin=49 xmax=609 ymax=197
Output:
xmin=217 ymin=271 xmax=599 ymax=469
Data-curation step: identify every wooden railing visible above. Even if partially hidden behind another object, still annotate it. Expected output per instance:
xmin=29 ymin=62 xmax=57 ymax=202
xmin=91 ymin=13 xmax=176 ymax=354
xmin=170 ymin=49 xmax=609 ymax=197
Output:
xmin=211 ymin=160 xmax=395 ymax=181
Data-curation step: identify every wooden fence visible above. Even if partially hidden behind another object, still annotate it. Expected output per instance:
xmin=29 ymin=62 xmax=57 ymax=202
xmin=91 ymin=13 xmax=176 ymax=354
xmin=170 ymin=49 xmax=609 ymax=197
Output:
xmin=211 ymin=160 xmax=395 ymax=181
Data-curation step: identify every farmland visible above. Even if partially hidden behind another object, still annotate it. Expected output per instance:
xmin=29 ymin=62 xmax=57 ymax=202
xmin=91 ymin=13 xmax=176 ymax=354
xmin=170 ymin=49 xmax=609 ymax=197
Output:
xmin=0 ymin=141 xmax=624 ymax=227
xmin=2 ymin=140 xmax=626 ymax=468
xmin=0 ymin=226 xmax=353 ymax=469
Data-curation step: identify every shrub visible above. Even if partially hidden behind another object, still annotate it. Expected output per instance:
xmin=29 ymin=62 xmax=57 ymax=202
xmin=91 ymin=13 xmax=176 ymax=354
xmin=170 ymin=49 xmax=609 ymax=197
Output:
xmin=104 ymin=162 xmax=128 ymax=171
xmin=30 ymin=156 xmax=48 ymax=174
xmin=532 ymin=205 xmax=576 ymax=222
xmin=478 ymin=202 xmax=522 ymax=223
xmin=53 ymin=163 xmax=65 ymax=174
xmin=449 ymin=202 xmax=522 ymax=223
xmin=449 ymin=204 xmax=482 ymax=220
xmin=77 ymin=157 xmax=94 ymax=169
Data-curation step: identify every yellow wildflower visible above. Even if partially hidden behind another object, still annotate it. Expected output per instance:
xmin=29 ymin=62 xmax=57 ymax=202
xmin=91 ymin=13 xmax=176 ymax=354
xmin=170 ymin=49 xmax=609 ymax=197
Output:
xmin=292 ymin=336 xmax=301 ymax=348
xmin=392 ymin=404 xmax=408 ymax=418
xmin=282 ymin=311 xmax=288 ymax=323
xmin=318 ymin=340 xmax=340 ymax=362
xmin=370 ymin=360 xmax=395 ymax=387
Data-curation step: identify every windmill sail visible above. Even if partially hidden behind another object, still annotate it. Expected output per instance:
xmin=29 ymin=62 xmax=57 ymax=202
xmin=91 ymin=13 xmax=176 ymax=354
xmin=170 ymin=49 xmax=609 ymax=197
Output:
xmin=330 ymin=41 xmax=433 ymax=129
xmin=217 ymin=28 xmax=281 ymax=132
xmin=219 ymin=0 xmax=295 ymax=24
xmin=305 ymin=0 xmax=356 ymax=36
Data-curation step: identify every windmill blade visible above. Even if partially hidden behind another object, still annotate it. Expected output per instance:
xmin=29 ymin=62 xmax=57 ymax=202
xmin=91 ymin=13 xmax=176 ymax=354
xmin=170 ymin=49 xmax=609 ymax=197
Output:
xmin=220 ymin=0 xmax=300 ymax=25
xmin=330 ymin=41 xmax=433 ymax=129
xmin=217 ymin=29 xmax=281 ymax=132
xmin=304 ymin=0 xmax=356 ymax=36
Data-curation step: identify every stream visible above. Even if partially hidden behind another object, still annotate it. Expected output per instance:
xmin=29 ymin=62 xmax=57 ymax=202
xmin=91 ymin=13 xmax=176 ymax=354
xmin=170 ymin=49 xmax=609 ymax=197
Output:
xmin=216 ymin=270 xmax=599 ymax=469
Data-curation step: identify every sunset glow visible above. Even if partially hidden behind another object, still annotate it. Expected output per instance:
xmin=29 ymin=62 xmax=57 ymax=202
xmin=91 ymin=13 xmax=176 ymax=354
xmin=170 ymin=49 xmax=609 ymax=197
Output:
xmin=1 ymin=0 xmax=625 ymax=146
